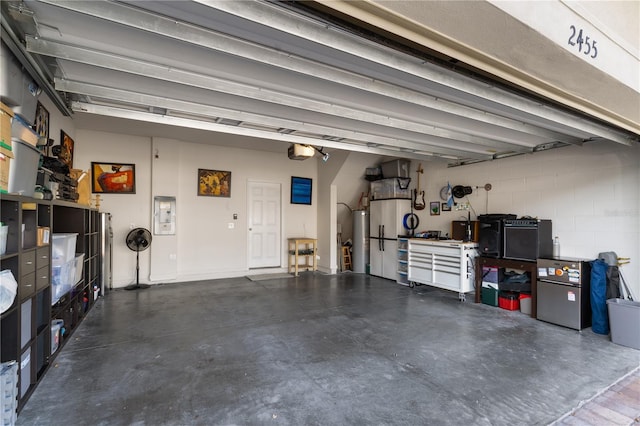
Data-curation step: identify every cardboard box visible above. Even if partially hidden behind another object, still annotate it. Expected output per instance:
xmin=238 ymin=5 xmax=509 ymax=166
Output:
xmin=0 ymin=151 xmax=11 ymax=193
xmin=70 ymin=169 xmax=91 ymax=206
xmin=0 ymin=102 xmax=13 ymax=157
xmin=37 ymin=227 xmax=50 ymax=246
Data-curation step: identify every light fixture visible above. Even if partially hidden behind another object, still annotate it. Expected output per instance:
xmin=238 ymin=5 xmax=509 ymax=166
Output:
xmin=314 ymin=146 xmax=330 ymax=162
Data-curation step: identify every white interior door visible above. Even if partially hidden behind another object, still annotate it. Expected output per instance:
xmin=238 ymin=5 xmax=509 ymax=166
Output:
xmin=248 ymin=181 xmax=281 ymax=268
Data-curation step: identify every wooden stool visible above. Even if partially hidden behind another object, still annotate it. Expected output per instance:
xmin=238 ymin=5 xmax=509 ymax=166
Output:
xmin=342 ymin=246 xmax=352 ymax=271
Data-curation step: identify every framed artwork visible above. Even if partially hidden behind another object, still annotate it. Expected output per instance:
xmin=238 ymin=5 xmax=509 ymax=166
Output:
xmin=441 ymin=202 xmax=451 ymax=212
xmin=198 ymin=169 xmax=231 ymax=197
xmin=430 ymin=201 xmax=440 ymax=216
xmin=34 ymin=101 xmax=50 ymax=152
xmin=60 ymin=130 xmax=75 ymax=169
xmin=291 ymin=176 xmax=312 ymax=205
xmin=91 ymin=162 xmax=136 ymax=194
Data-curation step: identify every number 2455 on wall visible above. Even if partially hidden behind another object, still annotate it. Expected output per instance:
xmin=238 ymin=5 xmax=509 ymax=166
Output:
xmin=568 ymin=25 xmax=598 ymax=59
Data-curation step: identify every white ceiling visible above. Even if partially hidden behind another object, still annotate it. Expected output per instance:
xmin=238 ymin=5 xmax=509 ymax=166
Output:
xmin=2 ymin=0 xmax=637 ymax=165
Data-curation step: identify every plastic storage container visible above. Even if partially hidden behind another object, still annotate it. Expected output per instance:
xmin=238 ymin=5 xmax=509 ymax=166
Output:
xmin=380 ymin=159 xmax=411 ymax=178
xmin=52 ymin=233 xmax=78 ymax=265
xmin=482 ymin=286 xmax=499 ymax=307
xmin=50 ymin=319 xmax=64 ymax=354
xmin=499 ymin=291 xmax=520 ymax=311
xmin=1 ymin=361 xmax=18 ymax=426
xmin=481 ymin=266 xmax=502 ymax=284
xmin=519 ymin=293 xmax=532 ymax=315
xmin=11 ymin=115 xmax=38 ymax=146
xmin=607 ymin=298 xmax=640 ymax=350
xmin=370 ymin=178 xmax=411 ymax=200
xmin=51 ymin=259 xmax=76 ymax=305
xmin=8 ymin=139 xmax=40 ymax=197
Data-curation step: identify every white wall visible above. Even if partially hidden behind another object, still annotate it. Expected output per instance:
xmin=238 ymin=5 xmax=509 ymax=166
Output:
xmin=74 ymin=131 xmax=320 ymax=287
xmin=409 ymin=142 xmax=640 ymax=298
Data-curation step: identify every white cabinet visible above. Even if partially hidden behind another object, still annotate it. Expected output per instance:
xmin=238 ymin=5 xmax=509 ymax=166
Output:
xmin=370 ymin=239 xmax=398 ymax=279
xmin=369 ymin=199 xmax=411 ymax=280
xmin=408 ymin=239 xmax=478 ymax=300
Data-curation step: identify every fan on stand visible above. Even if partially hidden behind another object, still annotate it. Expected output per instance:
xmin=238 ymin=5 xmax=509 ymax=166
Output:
xmin=125 ymin=228 xmax=152 ymax=290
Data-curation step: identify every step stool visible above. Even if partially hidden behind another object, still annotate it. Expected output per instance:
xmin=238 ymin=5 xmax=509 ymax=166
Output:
xmin=342 ymin=246 xmax=352 ymax=271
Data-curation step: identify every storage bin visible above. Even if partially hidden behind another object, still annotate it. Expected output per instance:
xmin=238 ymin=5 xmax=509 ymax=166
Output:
xmin=50 ymin=319 xmax=64 ymax=354
xmin=481 ymin=266 xmax=502 ymax=284
xmin=0 ymin=361 xmax=18 ymax=426
xmin=482 ymin=286 xmax=498 ymax=307
xmin=519 ymin=293 xmax=532 ymax=315
xmin=52 ymin=233 xmax=78 ymax=264
xmin=370 ymin=178 xmax=411 ymax=200
xmin=365 ymin=166 xmax=382 ymax=181
xmin=380 ymin=159 xmax=411 ymax=178
xmin=607 ymin=298 xmax=640 ymax=350
xmin=11 ymin=115 xmax=38 ymax=146
xmin=7 ymin=139 xmax=40 ymax=197
xmin=51 ymin=259 xmax=76 ymax=305
xmin=499 ymin=291 xmax=520 ymax=311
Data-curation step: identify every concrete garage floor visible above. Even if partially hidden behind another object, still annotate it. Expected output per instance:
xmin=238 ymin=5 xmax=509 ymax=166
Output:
xmin=17 ymin=273 xmax=639 ymax=425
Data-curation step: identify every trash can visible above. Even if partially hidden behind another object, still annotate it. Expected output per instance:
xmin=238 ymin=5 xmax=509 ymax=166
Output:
xmin=607 ymin=298 xmax=640 ymax=350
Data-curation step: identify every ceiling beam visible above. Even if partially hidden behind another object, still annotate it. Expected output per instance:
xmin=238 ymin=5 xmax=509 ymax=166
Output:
xmin=34 ymin=0 xmax=581 ymax=145
xmin=28 ymin=36 xmax=529 ymax=154
xmin=59 ymin=80 xmax=496 ymax=160
xmin=0 ymin=16 xmax=71 ymax=116
xmin=71 ymin=101 xmax=460 ymax=162
xmin=196 ymin=0 xmax=635 ymax=145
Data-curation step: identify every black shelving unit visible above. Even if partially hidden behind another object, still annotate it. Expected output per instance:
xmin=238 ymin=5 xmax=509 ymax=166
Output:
xmin=0 ymin=195 xmax=102 ymax=413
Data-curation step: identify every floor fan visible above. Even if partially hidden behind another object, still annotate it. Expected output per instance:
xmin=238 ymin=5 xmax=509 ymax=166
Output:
xmin=125 ymin=228 xmax=152 ymax=290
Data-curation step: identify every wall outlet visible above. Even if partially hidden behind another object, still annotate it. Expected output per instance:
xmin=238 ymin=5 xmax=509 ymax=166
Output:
xmin=169 ymin=253 xmax=177 ymax=260
xmin=228 ymin=222 xmax=234 ymax=229
xmin=130 ymin=223 xmax=135 ymax=229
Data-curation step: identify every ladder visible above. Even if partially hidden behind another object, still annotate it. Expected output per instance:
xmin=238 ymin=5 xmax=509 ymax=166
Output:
xmin=342 ymin=246 xmax=352 ymax=271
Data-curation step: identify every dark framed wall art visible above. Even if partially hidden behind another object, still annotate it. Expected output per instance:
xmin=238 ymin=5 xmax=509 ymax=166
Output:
xmin=291 ymin=176 xmax=312 ymax=205
xmin=430 ymin=201 xmax=440 ymax=216
xmin=60 ymin=130 xmax=75 ymax=169
xmin=198 ymin=169 xmax=231 ymax=197
xmin=34 ymin=101 xmax=50 ymax=153
xmin=91 ymin=162 xmax=136 ymax=194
